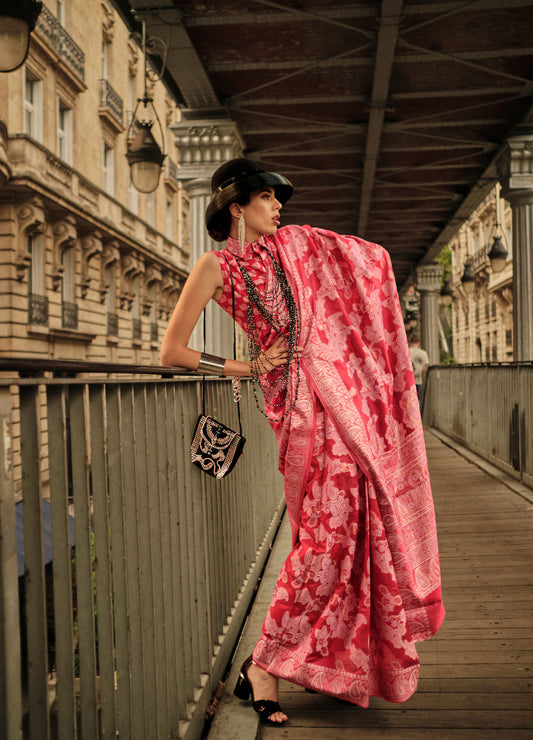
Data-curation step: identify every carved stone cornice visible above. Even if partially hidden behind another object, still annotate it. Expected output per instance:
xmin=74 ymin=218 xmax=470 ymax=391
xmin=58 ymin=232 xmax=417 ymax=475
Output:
xmin=101 ymin=1 xmax=115 ymax=42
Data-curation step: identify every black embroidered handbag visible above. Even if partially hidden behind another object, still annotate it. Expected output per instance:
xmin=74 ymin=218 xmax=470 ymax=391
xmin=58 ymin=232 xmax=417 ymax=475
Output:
xmin=191 ymin=254 xmax=246 ymax=479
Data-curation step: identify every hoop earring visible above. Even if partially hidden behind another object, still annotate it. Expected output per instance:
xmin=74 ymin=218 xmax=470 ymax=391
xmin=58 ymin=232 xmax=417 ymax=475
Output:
xmin=238 ymin=215 xmax=246 ymax=250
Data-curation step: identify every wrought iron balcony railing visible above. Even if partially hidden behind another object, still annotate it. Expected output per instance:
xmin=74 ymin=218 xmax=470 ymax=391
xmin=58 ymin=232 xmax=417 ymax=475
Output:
xmin=62 ymin=301 xmax=78 ymax=329
xmin=107 ymin=311 xmax=118 ymax=336
xmin=28 ymin=293 xmax=49 ymax=326
xmin=99 ymin=79 xmax=124 ymax=127
xmin=36 ymin=4 xmax=85 ymax=82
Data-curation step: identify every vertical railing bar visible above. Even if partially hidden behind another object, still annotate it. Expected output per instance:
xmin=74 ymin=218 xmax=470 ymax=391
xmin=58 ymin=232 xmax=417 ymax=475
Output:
xmin=198 ymin=382 xmax=214 ymax=672
xmin=145 ymin=385 xmax=168 ymax=738
xmin=132 ymin=385 xmax=159 ymax=735
xmin=0 ymin=386 xmax=23 ymax=740
xmin=203 ymin=382 xmax=218 ymax=656
xmin=88 ymin=386 xmax=116 ymax=739
xmin=174 ymin=384 xmax=194 ymax=704
xmin=119 ymin=387 xmax=146 ymax=738
xmin=161 ymin=384 xmax=186 ymax=729
xmin=47 ymin=387 xmax=77 ymax=740
xmin=155 ymin=386 xmax=178 ymax=723
xmin=68 ymin=385 xmax=98 ymax=739
xmin=19 ymin=385 xmax=50 ymax=740
xmin=105 ymin=386 xmax=132 ymax=740
xmin=184 ymin=383 xmax=202 ymax=683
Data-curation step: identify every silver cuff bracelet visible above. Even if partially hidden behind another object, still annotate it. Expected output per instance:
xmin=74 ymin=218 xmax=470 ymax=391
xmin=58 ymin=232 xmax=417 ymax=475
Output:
xmin=197 ymin=352 xmax=226 ymax=376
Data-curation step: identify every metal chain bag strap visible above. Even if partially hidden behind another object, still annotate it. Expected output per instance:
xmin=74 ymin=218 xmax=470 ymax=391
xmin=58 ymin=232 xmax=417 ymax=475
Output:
xmin=191 ymin=254 xmax=246 ymax=479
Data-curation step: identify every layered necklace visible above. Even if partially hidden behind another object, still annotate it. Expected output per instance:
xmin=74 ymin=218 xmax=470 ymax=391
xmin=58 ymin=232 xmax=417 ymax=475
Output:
xmin=234 ymin=245 xmax=300 ymax=421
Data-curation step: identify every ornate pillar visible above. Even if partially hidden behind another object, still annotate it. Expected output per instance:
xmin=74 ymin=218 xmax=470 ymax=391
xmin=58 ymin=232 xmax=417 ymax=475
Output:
xmin=499 ymin=128 xmax=533 ymax=361
xmin=171 ymin=111 xmax=244 ymax=355
xmin=416 ymin=262 xmax=443 ymax=365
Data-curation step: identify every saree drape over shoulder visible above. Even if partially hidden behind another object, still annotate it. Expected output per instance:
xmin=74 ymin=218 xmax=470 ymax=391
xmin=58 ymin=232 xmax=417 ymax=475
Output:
xmin=212 ymin=224 xmax=444 ymax=707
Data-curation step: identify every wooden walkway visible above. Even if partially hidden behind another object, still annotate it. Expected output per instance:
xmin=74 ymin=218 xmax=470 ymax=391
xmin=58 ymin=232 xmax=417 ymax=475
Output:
xmin=255 ymin=431 xmax=533 ymax=739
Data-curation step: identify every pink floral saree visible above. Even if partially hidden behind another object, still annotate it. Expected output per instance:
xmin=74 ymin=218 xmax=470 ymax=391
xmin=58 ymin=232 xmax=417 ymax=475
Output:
xmin=213 ymin=225 xmax=444 ymax=707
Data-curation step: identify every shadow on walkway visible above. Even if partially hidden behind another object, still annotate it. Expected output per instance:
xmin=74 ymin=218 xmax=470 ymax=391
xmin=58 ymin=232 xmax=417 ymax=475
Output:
xmin=208 ymin=429 xmax=533 ymax=740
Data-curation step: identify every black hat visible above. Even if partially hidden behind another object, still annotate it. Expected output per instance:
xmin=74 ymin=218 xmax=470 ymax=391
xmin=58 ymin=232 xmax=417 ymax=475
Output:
xmin=205 ymin=158 xmax=293 ymax=235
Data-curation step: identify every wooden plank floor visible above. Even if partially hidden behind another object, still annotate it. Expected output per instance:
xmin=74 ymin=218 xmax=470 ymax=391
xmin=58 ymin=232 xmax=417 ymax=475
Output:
xmin=259 ymin=431 xmax=533 ymax=739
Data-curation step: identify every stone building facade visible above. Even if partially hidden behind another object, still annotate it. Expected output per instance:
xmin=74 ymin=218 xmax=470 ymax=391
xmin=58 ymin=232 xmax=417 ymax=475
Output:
xmin=0 ymin=0 xmax=190 ymax=365
xmin=448 ymin=186 xmax=513 ymax=364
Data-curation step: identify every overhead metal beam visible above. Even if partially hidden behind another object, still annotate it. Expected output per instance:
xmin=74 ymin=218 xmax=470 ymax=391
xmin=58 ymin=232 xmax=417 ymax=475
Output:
xmin=357 ymin=0 xmax=404 ymax=236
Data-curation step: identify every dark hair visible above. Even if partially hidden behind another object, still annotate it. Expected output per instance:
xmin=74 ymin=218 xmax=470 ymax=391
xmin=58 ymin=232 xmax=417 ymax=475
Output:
xmin=409 ymin=334 xmax=420 ymax=344
xmin=205 ymin=157 xmax=293 ymax=241
xmin=207 ymin=191 xmax=251 ymax=242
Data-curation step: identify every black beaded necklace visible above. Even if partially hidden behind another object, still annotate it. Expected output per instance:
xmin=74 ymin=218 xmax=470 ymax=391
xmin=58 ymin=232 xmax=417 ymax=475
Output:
xmin=234 ymin=245 xmax=300 ymax=421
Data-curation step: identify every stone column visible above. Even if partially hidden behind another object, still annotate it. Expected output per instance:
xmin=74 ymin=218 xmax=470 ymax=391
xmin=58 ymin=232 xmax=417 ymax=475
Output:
xmin=499 ymin=128 xmax=533 ymax=361
xmin=171 ymin=111 xmax=244 ymax=356
xmin=416 ymin=262 xmax=443 ymax=365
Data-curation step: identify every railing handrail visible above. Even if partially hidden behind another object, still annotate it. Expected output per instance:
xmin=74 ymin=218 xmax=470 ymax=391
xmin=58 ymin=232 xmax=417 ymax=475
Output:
xmin=0 ymin=357 xmax=199 ymax=377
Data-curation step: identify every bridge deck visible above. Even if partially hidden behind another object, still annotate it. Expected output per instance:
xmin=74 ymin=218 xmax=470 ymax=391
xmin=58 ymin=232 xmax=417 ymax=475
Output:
xmin=209 ymin=430 xmax=533 ymax=740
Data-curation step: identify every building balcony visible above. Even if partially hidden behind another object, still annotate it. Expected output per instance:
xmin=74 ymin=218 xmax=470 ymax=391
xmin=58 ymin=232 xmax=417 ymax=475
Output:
xmin=62 ymin=301 xmax=78 ymax=330
xmin=35 ymin=5 xmax=85 ymax=89
xmin=99 ymin=79 xmax=125 ymax=133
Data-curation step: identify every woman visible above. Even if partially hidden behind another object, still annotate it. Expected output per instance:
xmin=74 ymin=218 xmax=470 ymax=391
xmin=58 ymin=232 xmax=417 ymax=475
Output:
xmin=161 ymin=158 xmax=444 ymax=727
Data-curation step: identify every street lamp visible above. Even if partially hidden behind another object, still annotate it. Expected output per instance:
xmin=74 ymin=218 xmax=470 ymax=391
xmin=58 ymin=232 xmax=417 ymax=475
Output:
xmin=487 ymin=235 xmax=508 ymax=274
xmin=0 ymin=0 xmax=42 ymax=72
xmin=461 ymin=261 xmax=476 ymax=296
xmin=126 ymin=19 xmax=165 ymax=193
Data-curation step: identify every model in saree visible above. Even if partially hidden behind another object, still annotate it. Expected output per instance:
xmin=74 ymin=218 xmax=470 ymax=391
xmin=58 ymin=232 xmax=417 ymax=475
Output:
xmin=160 ymin=158 xmax=445 ymax=727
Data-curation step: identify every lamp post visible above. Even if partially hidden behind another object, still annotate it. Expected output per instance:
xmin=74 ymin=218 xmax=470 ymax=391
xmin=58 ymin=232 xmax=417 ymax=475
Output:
xmin=126 ymin=19 xmax=165 ymax=193
xmin=0 ymin=0 xmax=42 ymax=72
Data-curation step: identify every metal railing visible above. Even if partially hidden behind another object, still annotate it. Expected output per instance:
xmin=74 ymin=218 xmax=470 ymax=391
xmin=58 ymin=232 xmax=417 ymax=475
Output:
xmin=99 ymin=79 xmax=124 ymax=126
xmin=424 ymin=363 xmax=532 ymax=488
xmin=36 ymin=5 xmax=85 ymax=82
xmin=0 ymin=361 xmax=285 ymax=740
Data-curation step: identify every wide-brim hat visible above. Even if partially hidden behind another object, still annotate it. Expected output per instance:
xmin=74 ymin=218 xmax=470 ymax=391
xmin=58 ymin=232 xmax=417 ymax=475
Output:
xmin=205 ymin=158 xmax=293 ymax=232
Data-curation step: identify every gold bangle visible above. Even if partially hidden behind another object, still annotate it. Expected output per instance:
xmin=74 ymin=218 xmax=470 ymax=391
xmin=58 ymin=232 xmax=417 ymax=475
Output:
xmin=197 ymin=353 xmax=226 ymax=376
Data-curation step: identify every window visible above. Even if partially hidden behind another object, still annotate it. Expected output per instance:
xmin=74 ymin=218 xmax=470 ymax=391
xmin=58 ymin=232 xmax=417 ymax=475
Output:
xmin=57 ymin=99 xmax=73 ymax=165
xmin=146 ymin=192 xmax=155 ymax=226
xmin=102 ymin=39 xmax=109 ymax=80
xmin=132 ymin=277 xmax=141 ymax=341
xmin=61 ymin=247 xmax=78 ymax=328
xmin=128 ymin=173 xmax=139 ymax=214
xmin=103 ymin=142 xmax=114 ymax=195
xmin=166 ymin=201 xmax=173 ymax=240
xmin=106 ymin=263 xmax=118 ymax=336
xmin=23 ymin=69 xmax=43 ymax=142
xmin=28 ymin=233 xmax=48 ymax=325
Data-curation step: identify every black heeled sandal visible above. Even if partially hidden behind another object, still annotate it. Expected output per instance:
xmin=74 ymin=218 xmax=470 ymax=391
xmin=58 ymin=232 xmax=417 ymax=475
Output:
xmin=234 ymin=655 xmax=287 ymax=727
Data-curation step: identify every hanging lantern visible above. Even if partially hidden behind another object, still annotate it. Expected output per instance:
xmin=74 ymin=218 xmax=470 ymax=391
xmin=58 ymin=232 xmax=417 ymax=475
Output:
xmin=0 ymin=0 xmax=42 ymax=72
xmin=440 ymin=280 xmax=453 ymax=307
xmin=487 ymin=236 xmax=508 ymax=273
xmin=461 ymin=262 xmax=476 ymax=296
xmin=126 ymin=121 xmax=165 ymax=194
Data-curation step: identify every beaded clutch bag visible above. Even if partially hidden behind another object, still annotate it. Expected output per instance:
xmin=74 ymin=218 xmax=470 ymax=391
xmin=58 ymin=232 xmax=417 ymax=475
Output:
xmin=191 ymin=415 xmax=245 ymax=479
